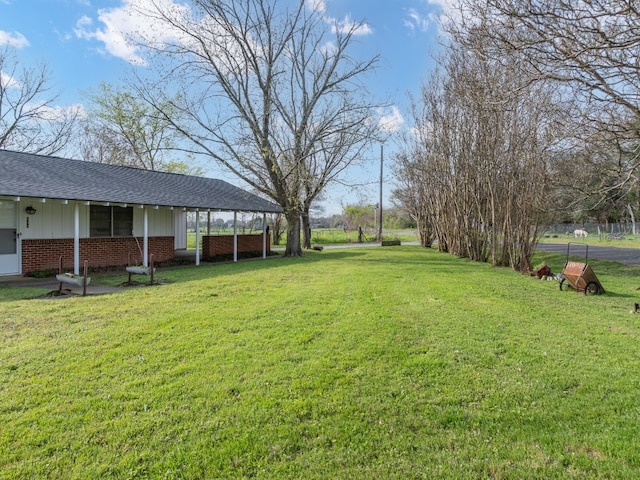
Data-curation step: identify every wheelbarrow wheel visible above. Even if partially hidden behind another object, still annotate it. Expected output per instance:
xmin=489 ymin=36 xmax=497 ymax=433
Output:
xmin=584 ymin=282 xmax=600 ymax=295
xmin=559 ymin=278 xmax=566 ymax=291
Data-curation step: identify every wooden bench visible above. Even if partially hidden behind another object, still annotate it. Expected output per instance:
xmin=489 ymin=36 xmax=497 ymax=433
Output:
xmin=126 ymin=253 xmax=155 ymax=284
xmin=55 ymin=256 xmax=90 ymax=296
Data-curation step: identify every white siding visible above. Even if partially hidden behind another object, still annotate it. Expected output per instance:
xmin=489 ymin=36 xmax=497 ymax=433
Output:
xmin=16 ymin=198 xmax=174 ymax=239
xmin=174 ymin=210 xmax=187 ymax=249
xmin=134 ymin=207 xmax=174 ymax=236
xmin=19 ymin=199 xmax=87 ymax=239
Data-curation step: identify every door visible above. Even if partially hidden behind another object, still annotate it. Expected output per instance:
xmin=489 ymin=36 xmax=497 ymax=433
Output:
xmin=0 ymin=200 xmax=20 ymax=275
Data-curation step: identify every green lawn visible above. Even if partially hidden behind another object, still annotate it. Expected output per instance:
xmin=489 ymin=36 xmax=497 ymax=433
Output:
xmin=1 ymin=246 xmax=639 ymax=479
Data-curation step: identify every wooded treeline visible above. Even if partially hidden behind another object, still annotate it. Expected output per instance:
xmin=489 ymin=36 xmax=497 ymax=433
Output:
xmin=394 ymin=0 xmax=640 ymax=272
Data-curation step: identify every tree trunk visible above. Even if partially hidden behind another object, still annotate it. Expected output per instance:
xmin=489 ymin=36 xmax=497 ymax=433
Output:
xmin=301 ymin=211 xmax=312 ymax=249
xmin=271 ymin=213 xmax=284 ymax=245
xmin=284 ymin=212 xmax=303 ymax=257
xmin=627 ymin=204 xmax=636 ymax=235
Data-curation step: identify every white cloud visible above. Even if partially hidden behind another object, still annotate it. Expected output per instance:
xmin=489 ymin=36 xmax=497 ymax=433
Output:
xmin=427 ymin=0 xmax=457 ymax=14
xmin=319 ymin=40 xmax=337 ymax=56
xmin=74 ymin=0 xmax=192 ymax=65
xmin=404 ymin=1 xmax=459 ymax=35
xmin=306 ymin=1 xmax=372 ymax=37
xmin=403 ymin=8 xmax=431 ymax=33
xmin=0 ymin=30 xmax=29 ymax=48
xmin=74 ymin=7 xmax=147 ymax=65
xmin=378 ymin=106 xmax=405 ymax=133
xmin=0 ymin=71 xmax=20 ymax=89
xmin=426 ymin=0 xmax=461 ymax=28
xmin=332 ymin=15 xmax=373 ymax=36
xmin=39 ymin=103 xmax=85 ymax=121
xmin=76 ymin=0 xmax=373 ymax=67
xmin=305 ymin=0 xmax=326 ymax=14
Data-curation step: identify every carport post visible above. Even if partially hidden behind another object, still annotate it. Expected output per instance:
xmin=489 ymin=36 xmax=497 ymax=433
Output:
xmin=195 ymin=209 xmax=200 ymax=266
xmin=143 ymin=206 xmax=149 ymax=267
xmin=262 ymin=213 xmax=267 ymax=259
xmin=233 ymin=211 xmax=238 ymax=263
xmin=74 ymin=202 xmax=80 ymax=275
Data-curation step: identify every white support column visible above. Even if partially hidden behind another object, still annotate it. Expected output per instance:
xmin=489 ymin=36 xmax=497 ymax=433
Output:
xmin=143 ymin=206 xmax=149 ymax=267
xmin=262 ymin=213 xmax=267 ymax=259
xmin=195 ymin=209 xmax=200 ymax=266
xmin=74 ymin=202 xmax=80 ymax=275
xmin=233 ymin=211 xmax=238 ymax=263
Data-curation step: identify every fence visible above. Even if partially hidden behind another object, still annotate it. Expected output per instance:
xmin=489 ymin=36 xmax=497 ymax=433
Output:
xmin=541 ymin=223 xmax=636 ymax=238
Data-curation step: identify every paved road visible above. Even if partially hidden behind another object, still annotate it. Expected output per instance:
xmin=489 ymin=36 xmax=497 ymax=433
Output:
xmin=536 ymin=243 xmax=640 ymax=266
xmin=304 ymin=241 xmax=640 ymax=267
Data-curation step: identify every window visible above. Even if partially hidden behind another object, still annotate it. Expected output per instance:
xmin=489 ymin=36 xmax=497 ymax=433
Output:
xmin=113 ymin=207 xmax=134 ymax=236
xmin=90 ymin=205 xmax=133 ymax=237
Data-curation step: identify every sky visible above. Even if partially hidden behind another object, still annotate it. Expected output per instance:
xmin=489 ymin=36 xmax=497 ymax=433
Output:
xmin=0 ymin=0 xmax=451 ymax=216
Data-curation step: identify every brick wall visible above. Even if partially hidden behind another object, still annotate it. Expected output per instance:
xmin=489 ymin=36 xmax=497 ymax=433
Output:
xmin=21 ymin=237 xmax=175 ymax=274
xmin=202 ymin=234 xmax=270 ymax=258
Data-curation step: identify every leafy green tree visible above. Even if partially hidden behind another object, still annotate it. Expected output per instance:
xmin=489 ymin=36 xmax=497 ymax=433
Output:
xmin=343 ymin=204 xmax=375 ymax=241
xmin=81 ymin=82 xmax=201 ymax=175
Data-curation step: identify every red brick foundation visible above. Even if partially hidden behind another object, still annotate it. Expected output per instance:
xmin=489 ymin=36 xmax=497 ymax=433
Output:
xmin=21 ymin=237 xmax=175 ymax=274
xmin=202 ymin=234 xmax=270 ymax=258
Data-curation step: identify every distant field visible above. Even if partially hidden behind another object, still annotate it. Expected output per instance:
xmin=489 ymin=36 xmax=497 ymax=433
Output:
xmin=186 ymin=228 xmax=419 ymax=249
xmin=1 ymin=246 xmax=639 ymax=478
xmin=539 ymin=231 xmax=640 ymax=248
xmin=310 ymin=228 xmax=418 ymax=245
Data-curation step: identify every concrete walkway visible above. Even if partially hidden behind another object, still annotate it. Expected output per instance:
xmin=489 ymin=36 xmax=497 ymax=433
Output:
xmin=0 ymin=275 xmax=136 ymax=297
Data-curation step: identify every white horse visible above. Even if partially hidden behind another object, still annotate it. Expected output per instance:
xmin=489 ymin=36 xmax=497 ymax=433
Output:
xmin=574 ymin=229 xmax=588 ymax=238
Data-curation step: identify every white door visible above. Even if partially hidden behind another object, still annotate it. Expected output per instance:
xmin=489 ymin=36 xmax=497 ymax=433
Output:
xmin=0 ymin=200 xmax=20 ymax=275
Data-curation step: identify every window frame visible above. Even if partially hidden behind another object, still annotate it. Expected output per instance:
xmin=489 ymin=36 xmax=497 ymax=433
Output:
xmin=90 ymin=205 xmax=134 ymax=238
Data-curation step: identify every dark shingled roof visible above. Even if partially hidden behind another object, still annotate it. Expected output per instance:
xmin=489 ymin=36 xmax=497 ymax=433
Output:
xmin=0 ymin=150 xmax=282 ymax=213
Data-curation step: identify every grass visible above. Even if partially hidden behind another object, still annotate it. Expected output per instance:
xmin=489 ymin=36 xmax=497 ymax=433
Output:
xmin=1 ymin=246 xmax=640 ymax=478
xmin=310 ymin=228 xmax=417 ymax=245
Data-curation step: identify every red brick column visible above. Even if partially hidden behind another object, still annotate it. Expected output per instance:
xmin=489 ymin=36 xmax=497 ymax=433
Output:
xmin=202 ymin=234 xmax=270 ymax=258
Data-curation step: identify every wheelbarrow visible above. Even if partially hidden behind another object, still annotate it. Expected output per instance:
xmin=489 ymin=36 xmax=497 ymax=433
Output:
xmin=559 ymin=242 xmax=604 ymax=295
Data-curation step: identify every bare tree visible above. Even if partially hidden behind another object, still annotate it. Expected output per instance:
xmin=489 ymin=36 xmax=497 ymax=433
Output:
xmin=80 ymin=82 xmax=202 ymax=175
xmin=457 ymin=0 xmax=640 ymax=198
xmin=549 ymin=135 xmax=640 ymax=224
xmin=392 ymin=144 xmax=437 ymax=248
xmin=301 ymin=191 xmax=327 ymax=249
xmin=129 ymin=0 xmax=381 ymax=256
xmin=466 ymin=0 xmax=640 ymax=128
xmin=0 ymin=47 xmax=78 ymax=155
xmin=269 ymin=212 xmax=285 ymax=245
xmin=398 ymin=26 xmax=567 ymax=271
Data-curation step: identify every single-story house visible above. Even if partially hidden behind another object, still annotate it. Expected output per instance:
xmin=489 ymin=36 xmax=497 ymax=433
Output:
xmin=0 ymin=149 xmax=282 ymax=276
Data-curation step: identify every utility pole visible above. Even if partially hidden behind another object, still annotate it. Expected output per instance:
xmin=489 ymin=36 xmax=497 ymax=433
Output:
xmin=378 ymin=142 xmax=384 ymax=243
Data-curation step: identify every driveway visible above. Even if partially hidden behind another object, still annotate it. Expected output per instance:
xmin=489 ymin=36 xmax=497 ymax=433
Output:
xmin=536 ymin=243 xmax=640 ymax=267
